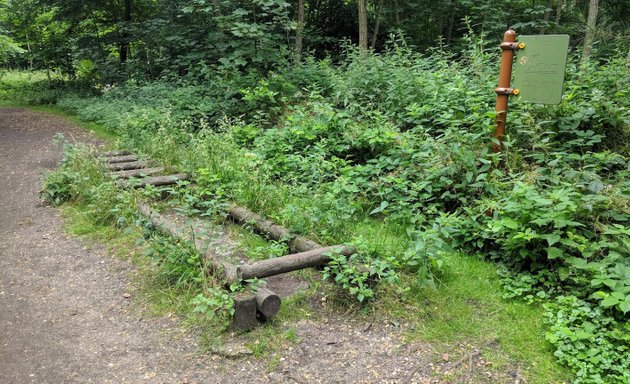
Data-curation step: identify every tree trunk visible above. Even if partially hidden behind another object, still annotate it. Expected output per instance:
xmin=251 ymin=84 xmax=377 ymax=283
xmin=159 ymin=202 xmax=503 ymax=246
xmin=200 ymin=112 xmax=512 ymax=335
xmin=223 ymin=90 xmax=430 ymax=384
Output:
xmin=539 ymin=0 xmax=553 ymax=34
xmin=555 ymin=0 xmax=563 ymax=26
xmin=581 ymin=0 xmax=598 ymax=65
xmin=358 ymin=0 xmax=368 ymax=50
xmin=626 ymin=44 xmax=630 ymax=65
xmin=370 ymin=0 xmax=383 ymax=50
xmin=446 ymin=7 xmax=455 ymax=45
xmin=119 ymin=0 xmax=131 ymax=63
xmin=295 ymin=0 xmax=305 ymax=56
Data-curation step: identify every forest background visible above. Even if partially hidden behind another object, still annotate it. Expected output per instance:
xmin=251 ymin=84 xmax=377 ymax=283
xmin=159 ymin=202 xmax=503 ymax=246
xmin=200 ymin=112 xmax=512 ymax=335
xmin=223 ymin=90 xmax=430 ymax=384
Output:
xmin=1 ymin=1 xmax=629 ymax=383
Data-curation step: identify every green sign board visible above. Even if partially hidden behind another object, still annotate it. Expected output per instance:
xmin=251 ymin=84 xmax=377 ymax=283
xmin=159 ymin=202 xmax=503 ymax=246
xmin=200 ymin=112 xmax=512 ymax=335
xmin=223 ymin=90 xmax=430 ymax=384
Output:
xmin=512 ymin=35 xmax=570 ymax=104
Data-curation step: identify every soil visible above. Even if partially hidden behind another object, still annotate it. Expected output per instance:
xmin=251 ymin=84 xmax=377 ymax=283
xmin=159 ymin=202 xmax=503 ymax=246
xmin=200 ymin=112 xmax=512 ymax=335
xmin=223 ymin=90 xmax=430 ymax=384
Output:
xmin=0 ymin=108 xmax=514 ymax=383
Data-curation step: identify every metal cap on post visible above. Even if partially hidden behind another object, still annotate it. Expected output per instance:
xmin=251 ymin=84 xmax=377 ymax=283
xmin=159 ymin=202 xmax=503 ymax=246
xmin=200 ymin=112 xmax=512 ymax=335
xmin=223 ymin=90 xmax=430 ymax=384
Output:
xmin=493 ymin=29 xmax=518 ymax=153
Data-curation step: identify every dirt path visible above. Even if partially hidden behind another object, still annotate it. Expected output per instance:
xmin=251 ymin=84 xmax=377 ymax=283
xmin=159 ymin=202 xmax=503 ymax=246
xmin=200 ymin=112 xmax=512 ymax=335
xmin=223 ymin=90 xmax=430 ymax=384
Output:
xmin=0 ymin=108 xmax=497 ymax=384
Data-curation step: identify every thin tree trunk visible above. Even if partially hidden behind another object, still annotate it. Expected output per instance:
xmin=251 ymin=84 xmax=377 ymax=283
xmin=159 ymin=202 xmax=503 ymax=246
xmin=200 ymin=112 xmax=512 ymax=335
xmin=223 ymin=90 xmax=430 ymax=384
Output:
xmin=539 ymin=0 xmax=553 ymax=34
xmin=626 ymin=44 xmax=630 ymax=65
xmin=358 ymin=0 xmax=368 ymax=50
xmin=446 ymin=7 xmax=455 ymax=45
xmin=581 ymin=0 xmax=598 ymax=65
xmin=393 ymin=0 xmax=401 ymax=26
xmin=295 ymin=0 xmax=305 ymax=56
xmin=119 ymin=0 xmax=131 ymax=63
xmin=555 ymin=0 xmax=563 ymax=26
xmin=370 ymin=0 xmax=383 ymax=50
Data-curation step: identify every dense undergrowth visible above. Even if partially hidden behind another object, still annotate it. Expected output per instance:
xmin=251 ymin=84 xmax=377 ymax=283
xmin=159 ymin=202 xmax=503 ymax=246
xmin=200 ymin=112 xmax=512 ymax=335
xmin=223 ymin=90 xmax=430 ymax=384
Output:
xmin=7 ymin=34 xmax=629 ymax=383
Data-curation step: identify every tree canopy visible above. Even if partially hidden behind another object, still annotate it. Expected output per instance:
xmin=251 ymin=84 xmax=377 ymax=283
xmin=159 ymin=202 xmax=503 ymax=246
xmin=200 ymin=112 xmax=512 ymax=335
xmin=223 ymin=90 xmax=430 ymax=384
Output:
xmin=1 ymin=0 xmax=628 ymax=81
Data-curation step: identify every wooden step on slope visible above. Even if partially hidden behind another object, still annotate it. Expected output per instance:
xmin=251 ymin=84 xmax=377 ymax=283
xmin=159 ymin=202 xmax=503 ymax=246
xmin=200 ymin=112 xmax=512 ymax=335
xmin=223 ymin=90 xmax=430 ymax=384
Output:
xmin=115 ymin=173 xmax=189 ymax=188
xmin=106 ymin=160 xmax=151 ymax=171
xmin=100 ymin=150 xmax=132 ymax=157
xmin=110 ymin=167 xmax=165 ymax=179
xmin=105 ymin=154 xmax=138 ymax=164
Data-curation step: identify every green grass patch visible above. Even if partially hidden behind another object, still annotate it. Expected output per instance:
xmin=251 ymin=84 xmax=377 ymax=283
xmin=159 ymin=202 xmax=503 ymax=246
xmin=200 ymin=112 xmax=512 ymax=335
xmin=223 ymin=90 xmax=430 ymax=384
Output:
xmin=373 ymin=252 xmax=572 ymax=383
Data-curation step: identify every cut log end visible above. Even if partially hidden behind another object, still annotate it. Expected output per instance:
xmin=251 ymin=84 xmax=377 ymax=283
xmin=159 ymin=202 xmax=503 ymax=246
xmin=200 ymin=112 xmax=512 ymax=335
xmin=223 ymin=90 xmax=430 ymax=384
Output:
xmin=255 ymin=287 xmax=281 ymax=318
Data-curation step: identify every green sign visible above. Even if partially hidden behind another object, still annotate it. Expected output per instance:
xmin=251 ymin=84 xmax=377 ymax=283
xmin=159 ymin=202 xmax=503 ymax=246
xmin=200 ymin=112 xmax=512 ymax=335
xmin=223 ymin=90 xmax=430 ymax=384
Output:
xmin=512 ymin=35 xmax=570 ymax=104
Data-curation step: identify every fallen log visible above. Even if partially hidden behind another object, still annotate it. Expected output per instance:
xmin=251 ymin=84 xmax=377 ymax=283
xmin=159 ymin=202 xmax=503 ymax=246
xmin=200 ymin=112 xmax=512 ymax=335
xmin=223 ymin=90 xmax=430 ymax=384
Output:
xmin=227 ymin=206 xmax=320 ymax=253
xmin=100 ymin=150 xmax=132 ymax=157
xmin=240 ymin=245 xmax=355 ymax=280
xmin=106 ymin=160 xmax=151 ymax=171
xmin=117 ymin=173 xmax=189 ymax=188
xmin=105 ymin=154 xmax=138 ymax=164
xmin=110 ymin=167 xmax=165 ymax=179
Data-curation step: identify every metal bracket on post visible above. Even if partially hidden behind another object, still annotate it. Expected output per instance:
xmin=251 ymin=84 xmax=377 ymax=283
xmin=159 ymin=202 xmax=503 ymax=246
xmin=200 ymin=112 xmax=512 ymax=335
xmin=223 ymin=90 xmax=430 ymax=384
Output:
xmin=500 ymin=42 xmax=525 ymax=51
xmin=494 ymin=87 xmax=520 ymax=96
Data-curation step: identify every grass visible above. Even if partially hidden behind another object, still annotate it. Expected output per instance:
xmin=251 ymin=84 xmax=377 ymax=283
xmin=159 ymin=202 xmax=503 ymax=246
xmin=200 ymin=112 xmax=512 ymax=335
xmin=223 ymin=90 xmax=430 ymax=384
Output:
xmin=376 ymin=252 xmax=573 ymax=383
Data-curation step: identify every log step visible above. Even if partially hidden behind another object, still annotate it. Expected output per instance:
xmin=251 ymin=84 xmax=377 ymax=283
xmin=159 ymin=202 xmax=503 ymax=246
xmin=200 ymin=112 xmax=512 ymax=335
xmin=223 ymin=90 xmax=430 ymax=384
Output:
xmin=106 ymin=160 xmax=151 ymax=171
xmin=228 ymin=206 xmax=321 ymax=253
xmin=135 ymin=203 xmax=281 ymax=329
xmin=106 ymin=154 xmax=138 ymax=164
xmin=100 ymin=150 xmax=132 ymax=157
xmin=110 ymin=167 xmax=165 ymax=179
xmin=239 ymin=245 xmax=355 ymax=280
xmin=116 ymin=173 xmax=189 ymax=188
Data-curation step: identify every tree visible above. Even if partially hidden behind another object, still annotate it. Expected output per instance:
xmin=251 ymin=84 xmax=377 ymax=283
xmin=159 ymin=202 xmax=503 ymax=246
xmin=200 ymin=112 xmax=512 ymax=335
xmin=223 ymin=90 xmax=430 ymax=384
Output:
xmin=581 ymin=0 xmax=599 ymax=64
xmin=357 ymin=0 xmax=367 ymax=50
xmin=295 ymin=0 xmax=305 ymax=56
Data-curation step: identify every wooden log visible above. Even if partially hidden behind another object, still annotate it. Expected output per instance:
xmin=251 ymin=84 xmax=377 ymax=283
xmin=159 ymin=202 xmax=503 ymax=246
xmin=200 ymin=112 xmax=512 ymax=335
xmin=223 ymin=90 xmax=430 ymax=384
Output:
xmin=110 ymin=167 xmax=165 ymax=179
xmin=239 ymin=245 xmax=355 ymax=280
xmin=227 ymin=205 xmax=320 ymax=252
xmin=100 ymin=150 xmax=132 ymax=157
xmin=106 ymin=154 xmax=138 ymax=164
xmin=255 ymin=287 xmax=281 ymax=318
xmin=232 ymin=292 xmax=259 ymax=331
xmin=117 ymin=173 xmax=189 ymax=189
xmin=106 ymin=160 xmax=150 ymax=171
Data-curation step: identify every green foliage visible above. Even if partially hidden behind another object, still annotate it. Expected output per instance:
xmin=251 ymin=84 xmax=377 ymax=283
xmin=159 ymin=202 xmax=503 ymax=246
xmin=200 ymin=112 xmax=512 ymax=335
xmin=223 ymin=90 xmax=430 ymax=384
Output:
xmin=26 ymin=33 xmax=630 ymax=383
xmin=544 ymin=296 xmax=630 ymax=384
xmin=322 ymin=248 xmax=398 ymax=302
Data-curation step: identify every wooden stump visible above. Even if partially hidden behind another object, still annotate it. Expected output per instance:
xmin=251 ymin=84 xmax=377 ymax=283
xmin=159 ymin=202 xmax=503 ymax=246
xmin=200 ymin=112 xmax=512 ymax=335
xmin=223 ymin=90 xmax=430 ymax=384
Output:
xmin=231 ymin=292 xmax=259 ymax=331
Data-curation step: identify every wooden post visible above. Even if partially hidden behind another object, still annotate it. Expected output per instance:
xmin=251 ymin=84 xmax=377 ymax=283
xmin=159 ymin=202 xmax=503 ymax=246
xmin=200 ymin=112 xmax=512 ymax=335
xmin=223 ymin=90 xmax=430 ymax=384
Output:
xmin=494 ymin=30 xmax=518 ymax=153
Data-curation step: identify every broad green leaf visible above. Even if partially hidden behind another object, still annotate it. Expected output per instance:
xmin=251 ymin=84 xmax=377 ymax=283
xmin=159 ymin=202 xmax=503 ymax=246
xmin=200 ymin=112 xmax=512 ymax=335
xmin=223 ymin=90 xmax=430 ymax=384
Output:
xmin=547 ymin=247 xmax=563 ymax=260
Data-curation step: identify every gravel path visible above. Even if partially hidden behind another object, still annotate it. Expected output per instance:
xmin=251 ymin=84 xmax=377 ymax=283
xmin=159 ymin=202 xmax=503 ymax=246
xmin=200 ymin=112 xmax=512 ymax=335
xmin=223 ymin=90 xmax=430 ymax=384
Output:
xmin=0 ymin=108 xmax=508 ymax=384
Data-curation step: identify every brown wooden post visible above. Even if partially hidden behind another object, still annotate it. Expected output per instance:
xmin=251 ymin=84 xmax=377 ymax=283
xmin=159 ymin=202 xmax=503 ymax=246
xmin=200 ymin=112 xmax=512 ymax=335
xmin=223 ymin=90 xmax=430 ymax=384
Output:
xmin=494 ymin=29 xmax=519 ymax=153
